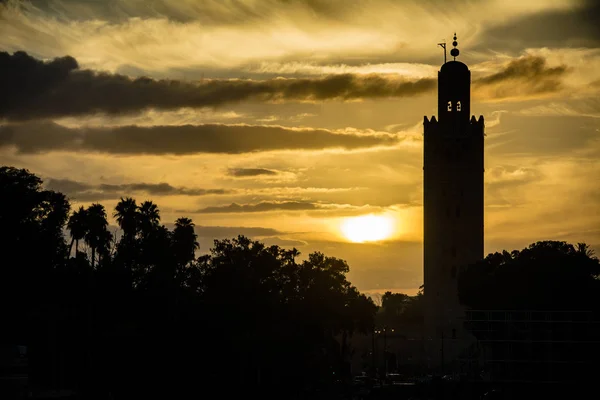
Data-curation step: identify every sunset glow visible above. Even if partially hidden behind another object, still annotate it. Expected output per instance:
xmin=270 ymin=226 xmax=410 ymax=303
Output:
xmin=341 ymin=215 xmax=395 ymax=243
xmin=0 ymin=0 xmax=598 ymax=296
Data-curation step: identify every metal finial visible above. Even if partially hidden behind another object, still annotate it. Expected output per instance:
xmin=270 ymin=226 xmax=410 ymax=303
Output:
xmin=438 ymin=41 xmax=447 ymax=64
xmin=450 ymin=33 xmax=459 ymax=60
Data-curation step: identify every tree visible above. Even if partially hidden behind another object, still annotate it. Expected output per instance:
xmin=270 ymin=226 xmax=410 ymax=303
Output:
xmin=172 ymin=217 xmax=199 ymax=268
xmin=577 ymin=242 xmax=596 ymax=258
xmin=0 ymin=166 xmax=70 ymax=268
xmin=458 ymin=240 xmax=600 ymax=311
xmin=67 ymin=206 xmax=88 ymax=257
xmin=138 ymin=200 xmax=160 ymax=239
xmin=114 ymin=197 xmax=138 ymax=241
xmin=198 ymin=236 xmax=376 ymax=385
xmin=458 ymin=241 xmax=600 ymax=389
xmin=382 ymin=292 xmax=409 ymax=316
xmin=84 ymin=203 xmax=112 ymax=269
xmin=113 ymin=197 xmax=141 ymax=284
xmin=1 ymin=165 xmax=381 ymax=396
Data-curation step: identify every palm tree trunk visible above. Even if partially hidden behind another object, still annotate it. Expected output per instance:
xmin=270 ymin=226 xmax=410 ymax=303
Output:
xmin=75 ymin=239 xmax=79 ymax=255
xmin=91 ymin=247 xmax=96 ymax=269
xmin=68 ymin=238 xmax=75 ymax=259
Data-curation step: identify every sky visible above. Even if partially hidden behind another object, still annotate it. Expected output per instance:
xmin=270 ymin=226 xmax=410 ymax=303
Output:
xmin=1 ymin=0 xmax=599 ymax=296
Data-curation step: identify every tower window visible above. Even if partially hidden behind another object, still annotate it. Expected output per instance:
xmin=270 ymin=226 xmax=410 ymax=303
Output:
xmin=451 ymin=265 xmax=457 ymax=278
xmin=455 ymin=206 xmax=460 ymax=217
xmin=452 ymin=328 xmax=457 ymax=339
xmin=457 ymin=101 xmax=462 ymax=111
xmin=447 ymin=101 xmax=452 ymax=111
xmin=451 ymin=246 xmax=456 ymax=258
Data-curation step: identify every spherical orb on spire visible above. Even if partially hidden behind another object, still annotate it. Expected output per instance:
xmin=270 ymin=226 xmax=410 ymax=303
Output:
xmin=450 ymin=48 xmax=460 ymax=57
xmin=452 ymin=41 xmax=458 ymax=47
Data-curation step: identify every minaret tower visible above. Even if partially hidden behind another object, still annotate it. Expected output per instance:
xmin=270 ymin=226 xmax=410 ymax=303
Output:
xmin=423 ymin=34 xmax=484 ymax=356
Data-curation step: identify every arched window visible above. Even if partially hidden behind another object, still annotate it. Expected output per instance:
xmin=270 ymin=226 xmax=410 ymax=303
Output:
xmin=447 ymin=101 xmax=452 ymax=111
xmin=457 ymin=101 xmax=462 ymax=111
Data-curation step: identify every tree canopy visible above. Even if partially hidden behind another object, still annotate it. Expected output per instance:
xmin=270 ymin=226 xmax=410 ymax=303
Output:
xmin=0 ymin=166 xmax=376 ymax=398
xmin=458 ymin=240 xmax=600 ymax=311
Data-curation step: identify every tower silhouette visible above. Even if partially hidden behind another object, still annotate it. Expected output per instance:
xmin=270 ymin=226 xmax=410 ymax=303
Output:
xmin=423 ymin=35 xmax=484 ymax=363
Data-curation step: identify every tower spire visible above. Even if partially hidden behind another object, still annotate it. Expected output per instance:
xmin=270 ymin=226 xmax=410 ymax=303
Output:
xmin=450 ymin=33 xmax=460 ymax=61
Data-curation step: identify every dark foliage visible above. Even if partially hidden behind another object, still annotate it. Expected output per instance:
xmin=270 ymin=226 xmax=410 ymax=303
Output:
xmin=458 ymin=242 xmax=600 ymax=389
xmin=458 ymin=241 xmax=600 ymax=311
xmin=0 ymin=166 xmax=376 ymax=398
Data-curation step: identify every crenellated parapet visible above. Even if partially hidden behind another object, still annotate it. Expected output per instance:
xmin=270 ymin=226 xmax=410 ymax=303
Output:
xmin=424 ymin=114 xmax=484 ymax=138
xmin=423 ymin=115 xmax=437 ymax=134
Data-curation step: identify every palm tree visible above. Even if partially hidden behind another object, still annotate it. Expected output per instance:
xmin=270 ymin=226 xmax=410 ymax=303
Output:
xmin=84 ymin=203 xmax=110 ymax=269
xmin=67 ymin=206 xmax=88 ymax=258
xmin=136 ymin=201 xmax=164 ymax=283
xmin=172 ymin=217 xmax=199 ymax=268
xmin=138 ymin=200 xmax=160 ymax=239
xmin=576 ymin=242 xmax=596 ymax=258
xmin=113 ymin=197 xmax=138 ymax=242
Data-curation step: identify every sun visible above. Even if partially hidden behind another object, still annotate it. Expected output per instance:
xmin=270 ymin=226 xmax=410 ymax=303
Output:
xmin=341 ymin=214 xmax=395 ymax=243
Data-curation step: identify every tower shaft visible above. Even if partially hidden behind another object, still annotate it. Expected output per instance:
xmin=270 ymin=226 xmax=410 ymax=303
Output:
xmin=422 ymin=44 xmax=484 ymax=350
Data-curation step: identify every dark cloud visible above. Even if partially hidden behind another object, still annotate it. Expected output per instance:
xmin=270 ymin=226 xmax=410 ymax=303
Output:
xmin=188 ymin=201 xmax=382 ymax=217
xmin=162 ymin=224 xmax=284 ymax=238
xmin=198 ymin=226 xmax=283 ymax=237
xmin=228 ymin=168 xmax=278 ymax=177
xmin=475 ymin=56 xmax=567 ymax=85
xmin=0 ymin=121 xmax=400 ymax=155
xmin=477 ymin=0 xmax=600 ymax=51
xmin=473 ymin=55 xmax=568 ymax=99
xmin=45 ymin=177 xmax=229 ymax=201
xmin=0 ymin=51 xmax=435 ymax=121
xmin=194 ymin=201 xmax=319 ymax=213
xmin=99 ymin=182 xmax=228 ymax=196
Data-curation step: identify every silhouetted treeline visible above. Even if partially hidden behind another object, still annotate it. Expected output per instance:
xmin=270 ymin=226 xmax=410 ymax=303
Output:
xmin=378 ymin=289 xmax=424 ymax=327
xmin=458 ymin=241 xmax=600 ymax=391
xmin=0 ymin=166 xmax=376 ymax=398
xmin=459 ymin=240 xmax=600 ymax=310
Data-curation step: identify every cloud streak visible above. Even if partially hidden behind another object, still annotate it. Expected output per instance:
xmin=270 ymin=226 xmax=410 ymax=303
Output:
xmin=166 ymin=224 xmax=285 ymax=238
xmin=195 ymin=201 xmax=319 ymax=213
xmin=473 ymin=55 xmax=568 ymax=101
xmin=228 ymin=168 xmax=278 ymax=177
xmin=44 ymin=177 xmax=230 ymax=201
xmin=190 ymin=200 xmax=390 ymax=217
xmin=0 ymin=121 xmax=401 ymax=155
xmin=0 ymin=51 xmax=435 ymax=121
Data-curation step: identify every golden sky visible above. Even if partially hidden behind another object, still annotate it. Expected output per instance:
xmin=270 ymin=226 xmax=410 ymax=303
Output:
xmin=1 ymin=0 xmax=599 ymax=295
